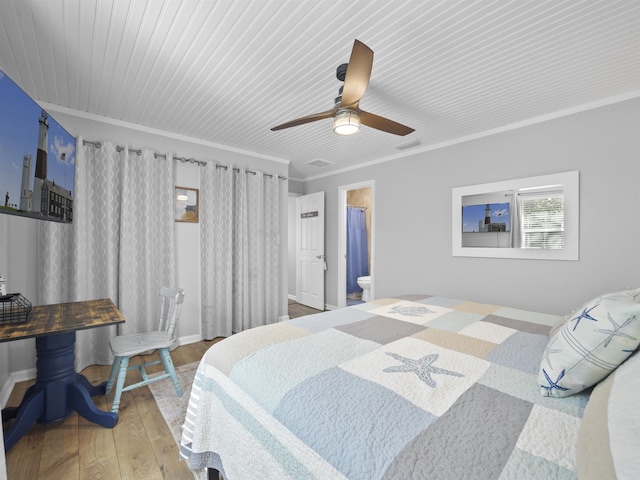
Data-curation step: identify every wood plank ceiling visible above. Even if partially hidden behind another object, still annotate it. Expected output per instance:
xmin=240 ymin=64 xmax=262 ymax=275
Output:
xmin=0 ymin=0 xmax=638 ymax=180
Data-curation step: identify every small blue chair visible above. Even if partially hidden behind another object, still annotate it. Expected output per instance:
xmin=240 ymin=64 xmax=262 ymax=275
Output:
xmin=105 ymin=287 xmax=185 ymax=414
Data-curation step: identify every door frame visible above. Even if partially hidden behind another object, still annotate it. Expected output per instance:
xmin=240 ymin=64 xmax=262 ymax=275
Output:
xmin=287 ymin=193 xmax=301 ymax=300
xmin=338 ymin=180 xmax=375 ymax=308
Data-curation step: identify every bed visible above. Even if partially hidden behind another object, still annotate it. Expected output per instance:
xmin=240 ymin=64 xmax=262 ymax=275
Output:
xmin=180 ymin=291 xmax=640 ymax=480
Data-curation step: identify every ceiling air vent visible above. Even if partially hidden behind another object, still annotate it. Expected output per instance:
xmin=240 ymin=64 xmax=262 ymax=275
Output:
xmin=395 ymin=139 xmax=421 ymax=150
xmin=305 ymin=158 xmax=335 ymax=168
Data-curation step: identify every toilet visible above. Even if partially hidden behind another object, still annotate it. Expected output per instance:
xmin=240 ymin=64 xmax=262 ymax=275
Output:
xmin=357 ymin=276 xmax=371 ymax=302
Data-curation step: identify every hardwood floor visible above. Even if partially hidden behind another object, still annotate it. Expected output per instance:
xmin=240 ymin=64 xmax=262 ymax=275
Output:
xmin=3 ymin=301 xmax=318 ymax=479
xmin=287 ymin=298 xmax=324 ymax=319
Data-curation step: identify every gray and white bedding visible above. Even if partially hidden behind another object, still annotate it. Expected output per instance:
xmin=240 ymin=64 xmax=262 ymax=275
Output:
xmin=180 ymin=294 xmax=592 ymax=479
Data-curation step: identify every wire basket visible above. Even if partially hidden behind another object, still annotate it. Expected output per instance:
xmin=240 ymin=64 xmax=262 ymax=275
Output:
xmin=0 ymin=293 xmax=32 ymax=325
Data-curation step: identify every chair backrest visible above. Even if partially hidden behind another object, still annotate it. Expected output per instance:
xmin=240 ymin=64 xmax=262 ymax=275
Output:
xmin=157 ymin=287 xmax=185 ymax=341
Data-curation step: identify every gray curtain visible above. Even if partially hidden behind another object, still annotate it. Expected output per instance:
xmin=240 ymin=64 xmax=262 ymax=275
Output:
xmin=200 ymin=165 xmax=279 ymax=339
xmin=39 ymin=136 xmax=176 ymax=370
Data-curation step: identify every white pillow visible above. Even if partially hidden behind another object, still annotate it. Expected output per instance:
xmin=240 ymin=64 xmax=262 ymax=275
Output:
xmin=577 ymin=350 xmax=640 ymax=479
xmin=538 ymin=288 xmax=640 ymax=398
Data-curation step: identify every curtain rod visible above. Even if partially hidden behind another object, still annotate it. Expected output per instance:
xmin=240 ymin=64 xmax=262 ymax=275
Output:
xmin=82 ymin=139 xmax=287 ymax=180
xmin=347 ymin=205 xmax=368 ymax=209
xmin=213 ymin=164 xmax=287 ymax=180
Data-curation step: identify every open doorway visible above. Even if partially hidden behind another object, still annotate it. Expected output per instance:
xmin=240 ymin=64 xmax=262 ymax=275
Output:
xmin=338 ymin=180 xmax=374 ymax=308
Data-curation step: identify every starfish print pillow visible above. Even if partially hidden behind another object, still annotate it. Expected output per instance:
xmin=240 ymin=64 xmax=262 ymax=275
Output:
xmin=538 ymin=288 xmax=640 ymax=397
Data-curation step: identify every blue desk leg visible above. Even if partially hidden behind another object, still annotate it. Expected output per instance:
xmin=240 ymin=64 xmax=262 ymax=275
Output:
xmin=1 ymin=388 xmax=45 ymax=451
xmin=75 ymin=373 xmax=108 ymax=397
xmin=2 ymin=331 xmax=118 ymax=452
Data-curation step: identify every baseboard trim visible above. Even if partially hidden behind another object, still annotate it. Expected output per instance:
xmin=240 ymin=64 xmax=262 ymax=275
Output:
xmin=1 ymin=368 xmax=36 ymax=409
xmin=178 ymin=334 xmax=202 ymax=346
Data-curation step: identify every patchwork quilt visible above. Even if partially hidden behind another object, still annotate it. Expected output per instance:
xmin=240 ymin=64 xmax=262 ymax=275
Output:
xmin=180 ymin=295 xmax=590 ymax=480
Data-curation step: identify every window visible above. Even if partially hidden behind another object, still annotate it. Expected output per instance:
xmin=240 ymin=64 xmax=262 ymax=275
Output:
xmin=519 ymin=193 xmax=564 ymax=249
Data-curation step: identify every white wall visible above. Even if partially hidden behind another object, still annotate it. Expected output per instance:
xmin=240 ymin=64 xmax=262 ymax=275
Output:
xmin=304 ymin=98 xmax=640 ymax=315
xmin=288 ymin=178 xmax=305 ymax=195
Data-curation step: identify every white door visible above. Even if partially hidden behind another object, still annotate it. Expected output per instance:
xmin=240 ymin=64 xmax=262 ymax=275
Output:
xmin=296 ymin=191 xmax=325 ymax=310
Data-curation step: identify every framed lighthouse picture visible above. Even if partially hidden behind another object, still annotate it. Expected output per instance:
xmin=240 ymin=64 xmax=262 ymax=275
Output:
xmin=0 ymin=68 xmax=76 ymax=223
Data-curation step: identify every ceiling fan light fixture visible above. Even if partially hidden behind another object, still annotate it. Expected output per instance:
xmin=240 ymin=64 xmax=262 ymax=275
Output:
xmin=333 ymin=109 xmax=360 ymax=136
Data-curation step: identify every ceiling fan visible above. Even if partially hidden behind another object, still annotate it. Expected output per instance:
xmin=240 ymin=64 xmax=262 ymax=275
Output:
xmin=271 ymin=39 xmax=414 ymax=136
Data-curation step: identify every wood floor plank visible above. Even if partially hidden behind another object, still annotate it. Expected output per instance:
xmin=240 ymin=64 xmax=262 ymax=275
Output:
xmin=80 ymin=364 xmax=104 ymax=385
xmin=75 ymin=361 xmax=119 ymax=472
xmin=188 ymin=339 xmax=216 ymax=358
xmin=5 ymin=378 xmax=33 ymax=406
xmin=148 ymin=431 xmax=193 ymax=479
xmin=77 ymin=392 xmax=117 ymax=472
xmin=5 ymin=423 xmax=45 ymax=479
xmin=38 ymin=413 xmax=80 ymax=479
xmin=132 ymin=390 xmax=168 ymax=442
xmin=112 ymin=402 xmax=160 ymax=479
xmin=167 ymin=345 xmax=194 ymax=367
xmin=78 ymin=456 xmax=121 ymax=480
xmin=177 ymin=342 xmax=207 ymax=365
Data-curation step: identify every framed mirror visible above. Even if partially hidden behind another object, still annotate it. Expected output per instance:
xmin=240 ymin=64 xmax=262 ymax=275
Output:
xmin=175 ymin=186 xmax=199 ymax=223
xmin=452 ymin=171 xmax=579 ymax=260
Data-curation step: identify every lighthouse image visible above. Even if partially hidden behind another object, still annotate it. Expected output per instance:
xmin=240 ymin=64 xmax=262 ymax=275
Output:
xmin=31 ymin=110 xmax=49 ymax=215
xmin=17 ymin=109 xmax=74 ymax=220
xmin=19 ymin=153 xmax=32 ymax=211
xmin=484 ymin=204 xmax=491 ymax=225
xmin=1 ymin=70 xmax=75 ymax=223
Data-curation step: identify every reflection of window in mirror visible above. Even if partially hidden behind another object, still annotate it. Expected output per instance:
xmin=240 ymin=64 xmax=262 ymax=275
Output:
xmin=452 ymin=171 xmax=578 ymax=260
xmin=517 ymin=186 xmax=564 ymax=250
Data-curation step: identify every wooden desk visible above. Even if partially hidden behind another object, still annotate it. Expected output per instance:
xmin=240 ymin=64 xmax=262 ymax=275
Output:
xmin=1 ymin=298 xmax=125 ymax=452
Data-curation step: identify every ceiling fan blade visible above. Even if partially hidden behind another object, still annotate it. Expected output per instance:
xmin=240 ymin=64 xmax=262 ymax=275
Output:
xmin=271 ymin=108 xmax=337 ymax=131
xmin=359 ymin=109 xmax=415 ymax=136
xmin=340 ymin=40 xmax=373 ymax=108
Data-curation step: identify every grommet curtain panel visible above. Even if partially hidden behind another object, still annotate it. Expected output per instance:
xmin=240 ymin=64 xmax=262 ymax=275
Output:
xmin=200 ymin=165 xmax=279 ymax=339
xmin=39 ymin=136 xmax=176 ymax=370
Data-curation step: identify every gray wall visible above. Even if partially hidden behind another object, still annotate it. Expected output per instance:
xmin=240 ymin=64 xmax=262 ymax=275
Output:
xmin=304 ymin=98 xmax=639 ymax=315
xmin=288 ymin=178 xmax=305 ymax=195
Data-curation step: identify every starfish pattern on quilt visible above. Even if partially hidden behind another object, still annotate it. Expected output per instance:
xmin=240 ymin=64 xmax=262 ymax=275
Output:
xmin=388 ymin=305 xmax=434 ymax=317
xmin=542 ymin=337 xmax=562 ymax=369
xmin=570 ymin=304 xmax=599 ymax=331
xmin=383 ymin=352 xmax=464 ymax=388
xmin=593 ymin=313 xmax=637 ymax=348
xmin=541 ymin=368 xmax=570 ymax=395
